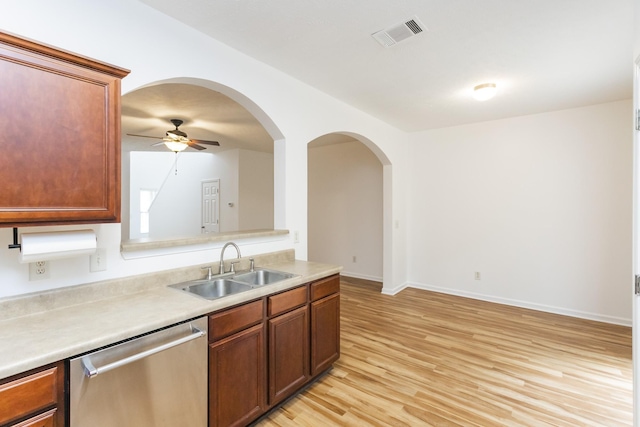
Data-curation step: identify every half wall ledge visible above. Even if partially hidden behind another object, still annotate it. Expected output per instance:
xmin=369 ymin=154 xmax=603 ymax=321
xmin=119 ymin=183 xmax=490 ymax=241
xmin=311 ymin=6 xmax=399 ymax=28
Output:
xmin=121 ymin=229 xmax=290 ymax=255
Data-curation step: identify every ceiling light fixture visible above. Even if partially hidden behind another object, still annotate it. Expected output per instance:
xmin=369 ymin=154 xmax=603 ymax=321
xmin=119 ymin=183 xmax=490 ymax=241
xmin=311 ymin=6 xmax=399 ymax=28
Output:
xmin=163 ymin=138 xmax=189 ymax=152
xmin=473 ymin=83 xmax=497 ymax=101
xmin=162 ymin=130 xmax=190 ymax=152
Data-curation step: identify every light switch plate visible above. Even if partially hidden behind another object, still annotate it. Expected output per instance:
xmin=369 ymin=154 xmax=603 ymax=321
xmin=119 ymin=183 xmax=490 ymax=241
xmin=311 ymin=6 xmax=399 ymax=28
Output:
xmin=90 ymin=248 xmax=107 ymax=272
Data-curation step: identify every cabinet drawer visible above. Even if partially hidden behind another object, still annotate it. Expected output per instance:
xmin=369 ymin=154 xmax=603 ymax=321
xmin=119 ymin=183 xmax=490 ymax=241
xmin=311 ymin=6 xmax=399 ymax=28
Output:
xmin=310 ymin=275 xmax=340 ymax=302
xmin=0 ymin=367 xmax=59 ymax=426
xmin=13 ymin=409 xmax=56 ymax=427
xmin=268 ymin=286 xmax=307 ymax=317
xmin=209 ymin=299 xmax=264 ymax=341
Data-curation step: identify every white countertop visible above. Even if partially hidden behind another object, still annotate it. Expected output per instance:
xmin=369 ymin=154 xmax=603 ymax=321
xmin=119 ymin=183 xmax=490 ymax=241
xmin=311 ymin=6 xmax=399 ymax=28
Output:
xmin=0 ymin=251 xmax=341 ymax=379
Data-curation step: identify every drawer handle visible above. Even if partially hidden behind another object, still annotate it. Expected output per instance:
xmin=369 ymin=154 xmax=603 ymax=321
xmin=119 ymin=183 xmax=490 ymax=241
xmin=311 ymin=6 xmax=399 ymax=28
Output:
xmin=82 ymin=326 xmax=205 ymax=378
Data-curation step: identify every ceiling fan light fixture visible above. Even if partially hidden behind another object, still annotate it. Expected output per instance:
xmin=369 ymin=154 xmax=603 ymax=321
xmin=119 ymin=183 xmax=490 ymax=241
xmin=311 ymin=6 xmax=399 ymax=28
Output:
xmin=163 ymin=140 xmax=189 ymax=152
xmin=127 ymin=118 xmax=219 ymax=151
xmin=473 ymin=83 xmax=497 ymax=101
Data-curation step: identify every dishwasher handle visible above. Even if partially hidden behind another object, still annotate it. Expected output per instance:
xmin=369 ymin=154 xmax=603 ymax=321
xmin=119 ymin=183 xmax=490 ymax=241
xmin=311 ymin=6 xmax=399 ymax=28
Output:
xmin=82 ymin=325 xmax=206 ymax=378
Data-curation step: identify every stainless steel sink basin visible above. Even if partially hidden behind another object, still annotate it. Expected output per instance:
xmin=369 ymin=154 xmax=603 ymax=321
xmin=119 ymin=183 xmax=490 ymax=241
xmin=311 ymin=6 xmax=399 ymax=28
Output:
xmin=169 ymin=267 xmax=298 ymax=300
xmin=232 ymin=268 xmax=297 ymax=286
xmin=170 ymin=278 xmax=253 ymax=300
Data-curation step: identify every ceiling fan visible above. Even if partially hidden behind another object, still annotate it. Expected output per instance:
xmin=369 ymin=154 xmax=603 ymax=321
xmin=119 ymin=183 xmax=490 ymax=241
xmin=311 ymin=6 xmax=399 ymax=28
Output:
xmin=127 ymin=119 xmax=220 ymax=152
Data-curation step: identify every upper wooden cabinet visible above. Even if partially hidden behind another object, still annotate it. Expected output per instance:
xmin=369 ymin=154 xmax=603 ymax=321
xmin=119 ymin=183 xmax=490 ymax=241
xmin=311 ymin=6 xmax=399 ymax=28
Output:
xmin=0 ymin=31 xmax=129 ymax=226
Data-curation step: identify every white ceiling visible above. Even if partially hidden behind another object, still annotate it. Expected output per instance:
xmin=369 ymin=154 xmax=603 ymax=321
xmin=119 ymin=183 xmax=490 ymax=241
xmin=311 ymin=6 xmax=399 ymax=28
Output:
xmin=139 ymin=0 xmax=634 ymax=132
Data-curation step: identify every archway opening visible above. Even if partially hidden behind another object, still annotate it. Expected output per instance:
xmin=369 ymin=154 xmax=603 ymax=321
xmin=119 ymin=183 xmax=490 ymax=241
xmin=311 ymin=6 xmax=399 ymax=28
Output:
xmin=307 ymin=133 xmax=387 ymax=284
xmin=120 ymin=78 xmax=285 ymax=244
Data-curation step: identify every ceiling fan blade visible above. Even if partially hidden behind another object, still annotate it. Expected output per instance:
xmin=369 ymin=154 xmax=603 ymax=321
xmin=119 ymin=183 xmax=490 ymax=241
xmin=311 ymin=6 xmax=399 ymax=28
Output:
xmin=151 ymin=142 xmax=165 ymax=147
xmin=127 ymin=133 xmax=163 ymax=140
xmin=190 ymin=139 xmax=220 ymax=146
xmin=188 ymin=143 xmax=207 ymax=151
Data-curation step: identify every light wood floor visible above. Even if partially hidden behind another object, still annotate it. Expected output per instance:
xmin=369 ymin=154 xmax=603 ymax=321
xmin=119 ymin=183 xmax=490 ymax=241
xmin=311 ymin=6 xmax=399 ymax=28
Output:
xmin=255 ymin=277 xmax=632 ymax=426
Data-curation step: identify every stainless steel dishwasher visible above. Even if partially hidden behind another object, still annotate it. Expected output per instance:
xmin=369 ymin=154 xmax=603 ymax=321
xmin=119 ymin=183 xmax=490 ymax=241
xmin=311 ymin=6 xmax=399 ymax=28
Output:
xmin=69 ymin=317 xmax=208 ymax=427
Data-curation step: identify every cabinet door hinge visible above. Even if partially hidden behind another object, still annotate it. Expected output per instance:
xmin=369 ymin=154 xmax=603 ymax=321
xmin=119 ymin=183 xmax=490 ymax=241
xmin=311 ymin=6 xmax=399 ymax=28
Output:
xmin=635 ymin=275 xmax=640 ymax=295
xmin=636 ymin=110 xmax=640 ymax=131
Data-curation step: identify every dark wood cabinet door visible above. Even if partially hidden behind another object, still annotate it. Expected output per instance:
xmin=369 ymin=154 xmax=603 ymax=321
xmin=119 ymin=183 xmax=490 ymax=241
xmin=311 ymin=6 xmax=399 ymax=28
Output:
xmin=310 ymin=293 xmax=340 ymax=376
xmin=0 ymin=31 xmax=128 ymax=226
xmin=209 ymin=324 xmax=266 ymax=427
xmin=268 ymin=305 xmax=309 ymax=405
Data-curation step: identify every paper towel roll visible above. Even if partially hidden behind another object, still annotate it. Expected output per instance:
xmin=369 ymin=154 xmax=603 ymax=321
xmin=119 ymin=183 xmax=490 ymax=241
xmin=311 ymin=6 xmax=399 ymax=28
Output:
xmin=20 ymin=230 xmax=97 ymax=263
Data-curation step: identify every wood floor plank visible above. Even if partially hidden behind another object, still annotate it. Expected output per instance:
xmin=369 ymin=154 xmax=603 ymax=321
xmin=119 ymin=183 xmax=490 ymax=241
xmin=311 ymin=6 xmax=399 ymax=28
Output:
xmin=254 ymin=278 xmax=632 ymax=426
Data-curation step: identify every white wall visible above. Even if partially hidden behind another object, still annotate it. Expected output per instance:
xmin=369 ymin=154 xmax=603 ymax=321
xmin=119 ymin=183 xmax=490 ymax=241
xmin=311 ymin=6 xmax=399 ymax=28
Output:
xmin=308 ymin=141 xmax=383 ymax=281
xmin=130 ymin=152 xmax=217 ymax=239
xmin=238 ymin=150 xmax=274 ymax=230
xmin=631 ymin=1 xmax=640 ymax=420
xmin=0 ymin=0 xmax=407 ymax=298
xmin=635 ymin=0 xmax=640 ymax=60
xmin=407 ymin=100 xmax=633 ymax=324
xmin=129 ymin=149 xmax=274 ymax=237
xmin=212 ymin=150 xmax=240 ymax=232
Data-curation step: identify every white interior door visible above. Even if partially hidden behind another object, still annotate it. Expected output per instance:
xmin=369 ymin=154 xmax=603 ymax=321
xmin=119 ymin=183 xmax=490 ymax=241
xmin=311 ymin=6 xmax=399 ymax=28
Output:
xmin=633 ymin=58 xmax=640 ymax=427
xmin=202 ymin=179 xmax=220 ymax=233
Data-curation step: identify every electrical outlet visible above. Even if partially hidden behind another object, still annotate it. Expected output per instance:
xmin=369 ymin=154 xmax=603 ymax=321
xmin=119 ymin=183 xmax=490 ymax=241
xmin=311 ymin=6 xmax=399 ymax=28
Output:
xmin=475 ymin=272 xmax=481 ymax=280
xmin=90 ymin=248 xmax=107 ymax=272
xmin=29 ymin=261 xmax=50 ymax=281
xmin=293 ymin=230 xmax=299 ymax=243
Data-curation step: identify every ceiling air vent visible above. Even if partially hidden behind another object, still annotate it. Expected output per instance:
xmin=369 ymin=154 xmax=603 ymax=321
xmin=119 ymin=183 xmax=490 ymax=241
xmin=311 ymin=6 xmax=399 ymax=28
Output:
xmin=372 ymin=16 xmax=427 ymax=48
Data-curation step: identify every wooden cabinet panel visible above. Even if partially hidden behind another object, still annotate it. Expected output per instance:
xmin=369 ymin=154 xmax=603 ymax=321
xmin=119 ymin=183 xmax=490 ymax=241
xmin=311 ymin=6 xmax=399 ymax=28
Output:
xmin=0 ymin=31 xmax=129 ymax=226
xmin=268 ymin=305 xmax=309 ymax=405
xmin=209 ymin=323 xmax=266 ymax=427
xmin=12 ymin=409 xmax=56 ymax=427
xmin=311 ymin=293 xmax=341 ymax=376
xmin=267 ymin=286 xmax=307 ymax=317
xmin=209 ymin=299 xmax=264 ymax=342
xmin=310 ymin=274 xmax=340 ymax=302
xmin=0 ymin=362 xmax=64 ymax=427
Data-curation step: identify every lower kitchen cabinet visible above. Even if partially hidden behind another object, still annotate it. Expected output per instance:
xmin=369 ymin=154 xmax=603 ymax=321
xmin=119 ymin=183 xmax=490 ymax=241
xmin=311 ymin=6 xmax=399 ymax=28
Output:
xmin=310 ymin=274 xmax=340 ymax=377
xmin=208 ymin=300 xmax=266 ymax=427
xmin=208 ymin=274 xmax=340 ymax=427
xmin=0 ymin=362 xmax=65 ymax=427
xmin=209 ymin=323 xmax=266 ymax=427
xmin=310 ymin=292 xmax=340 ymax=376
xmin=268 ymin=305 xmax=309 ymax=405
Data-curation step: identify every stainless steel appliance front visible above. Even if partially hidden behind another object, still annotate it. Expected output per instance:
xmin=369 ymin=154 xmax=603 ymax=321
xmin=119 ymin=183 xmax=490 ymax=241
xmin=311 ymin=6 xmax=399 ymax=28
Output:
xmin=69 ymin=317 xmax=208 ymax=427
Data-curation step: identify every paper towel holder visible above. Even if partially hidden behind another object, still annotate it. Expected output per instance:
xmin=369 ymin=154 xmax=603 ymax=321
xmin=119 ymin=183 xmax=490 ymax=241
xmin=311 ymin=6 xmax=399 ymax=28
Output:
xmin=8 ymin=228 xmax=20 ymax=250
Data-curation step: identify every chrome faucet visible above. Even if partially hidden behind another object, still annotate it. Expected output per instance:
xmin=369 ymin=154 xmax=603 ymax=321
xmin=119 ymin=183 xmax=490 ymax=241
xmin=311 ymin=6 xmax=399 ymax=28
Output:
xmin=219 ymin=242 xmax=241 ymax=275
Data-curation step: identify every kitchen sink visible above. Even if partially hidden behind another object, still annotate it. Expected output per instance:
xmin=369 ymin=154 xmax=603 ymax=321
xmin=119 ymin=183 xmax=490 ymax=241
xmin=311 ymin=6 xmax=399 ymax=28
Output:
xmin=170 ymin=278 xmax=253 ymax=300
xmin=169 ymin=267 xmax=299 ymax=300
xmin=232 ymin=268 xmax=297 ymax=286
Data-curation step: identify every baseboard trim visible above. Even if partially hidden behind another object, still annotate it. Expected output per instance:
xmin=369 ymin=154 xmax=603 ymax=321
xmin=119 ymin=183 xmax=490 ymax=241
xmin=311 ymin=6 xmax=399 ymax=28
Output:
xmin=339 ymin=271 xmax=382 ymax=283
xmin=405 ymin=282 xmax=631 ymax=326
xmin=381 ymin=282 xmax=408 ymax=296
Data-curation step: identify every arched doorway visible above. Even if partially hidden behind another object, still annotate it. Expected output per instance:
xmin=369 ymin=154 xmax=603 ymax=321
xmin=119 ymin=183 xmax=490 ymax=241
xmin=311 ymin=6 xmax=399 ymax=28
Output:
xmin=307 ymin=133 xmax=388 ymax=284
